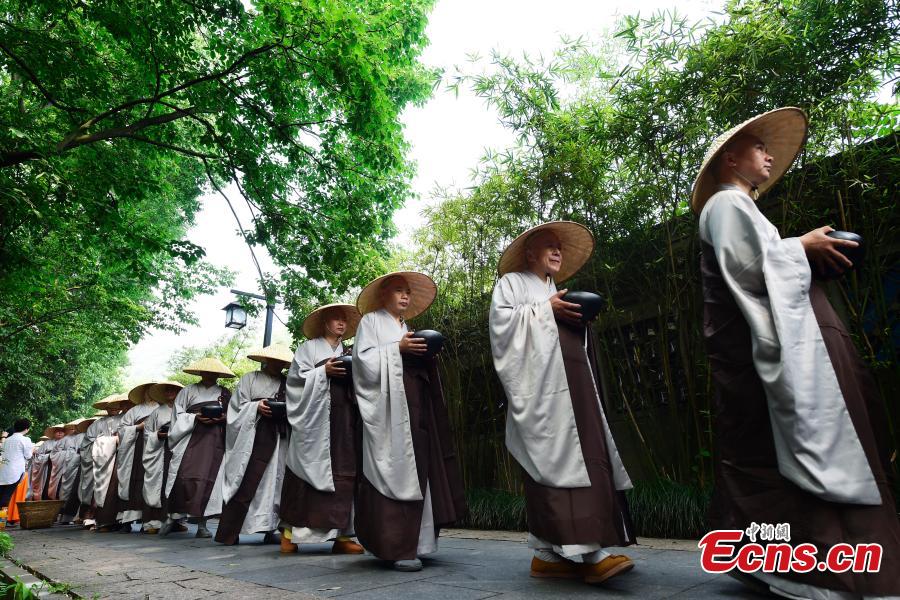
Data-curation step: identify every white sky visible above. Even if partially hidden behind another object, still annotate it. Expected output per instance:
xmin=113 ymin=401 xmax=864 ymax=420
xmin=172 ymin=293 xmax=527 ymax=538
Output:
xmin=125 ymin=0 xmax=718 ymax=385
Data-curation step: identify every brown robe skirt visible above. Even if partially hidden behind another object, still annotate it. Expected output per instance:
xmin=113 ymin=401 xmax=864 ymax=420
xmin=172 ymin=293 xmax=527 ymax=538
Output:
xmin=214 ymin=415 xmax=285 ymax=544
xmin=167 ymin=400 xmax=227 ymax=517
xmin=142 ymin=439 xmax=172 ymax=523
xmin=354 ymin=356 xmax=466 ymax=561
xmin=522 ymin=320 xmax=635 ymax=549
xmin=280 ymin=369 xmax=361 ymax=532
xmin=94 ymin=460 xmax=120 ymax=527
xmin=121 ymin=416 xmax=149 ymax=515
xmin=61 ymin=470 xmax=81 ymax=519
xmin=702 ymin=243 xmax=900 ymax=596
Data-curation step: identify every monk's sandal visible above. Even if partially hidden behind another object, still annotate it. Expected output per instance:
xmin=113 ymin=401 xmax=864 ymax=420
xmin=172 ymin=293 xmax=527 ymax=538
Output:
xmin=529 ymin=556 xmax=580 ymax=579
xmin=394 ymin=559 xmax=422 ymax=572
xmin=581 ymin=555 xmax=634 ymax=584
xmin=195 ymin=526 xmax=212 ymax=538
xmin=332 ymin=539 xmax=365 ymax=555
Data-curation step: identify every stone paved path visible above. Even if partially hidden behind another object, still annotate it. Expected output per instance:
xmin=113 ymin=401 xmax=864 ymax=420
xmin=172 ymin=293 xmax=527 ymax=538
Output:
xmin=4 ymin=522 xmax=761 ymax=599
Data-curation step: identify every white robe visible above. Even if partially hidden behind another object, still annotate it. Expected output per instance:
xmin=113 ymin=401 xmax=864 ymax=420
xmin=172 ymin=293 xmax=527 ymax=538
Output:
xmin=29 ymin=440 xmax=54 ymax=499
xmin=142 ymin=404 xmax=173 ymax=509
xmin=116 ymin=402 xmax=159 ymax=503
xmin=285 ymin=337 xmax=348 ymax=543
xmin=79 ymin=421 xmax=104 ymax=504
xmin=56 ymin=434 xmax=82 ymax=506
xmin=699 ymin=186 xmax=878 ymax=506
xmin=285 ymin=337 xmax=344 ymax=492
xmin=164 ymin=382 xmax=227 ymax=505
xmin=352 ymin=308 xmax=420 ymax=501
xmin=489 ymin=270 xmax=631 ymax=491
xmin=353 ymin=308 xmax=437 ymax=555
xmin=204 ymin=370 xmax=287 ymax=535
xmin=92 ymin=414 xmax=124 ymax=508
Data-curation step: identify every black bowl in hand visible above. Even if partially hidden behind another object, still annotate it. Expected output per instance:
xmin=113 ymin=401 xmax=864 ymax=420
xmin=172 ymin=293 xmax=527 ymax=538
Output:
xmin=200 ymin=405 xmax=224 ymax=419
xmin=562 ymin=291 xmax=604 ymax=323
xmin=412 ymin=330 xmax=445 ymax=358
xmin=266 ymin=400 xmax=287 ymax=420
xmin=334 ymin=355 xmax=352 ymax=377
xmin=158 ymin=425 xmax=169 ymax=434
xmin=821 ymin=231 xmax=864 ymax=279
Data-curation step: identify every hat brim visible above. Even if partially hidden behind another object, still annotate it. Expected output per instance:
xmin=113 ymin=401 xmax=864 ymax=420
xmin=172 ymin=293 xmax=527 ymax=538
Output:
xmin=43 ymin=425 xmax=65 ymax=437
xmin=498 ymin=221 xmax=594 ymax=283
xmin=127 ymin=382 xmax=156 ymax=404
xmin=147 ymin=381 xmax=183 ymax=405
xmin=302 ymin=303 xmax=362 ymax=340
xmin=356 ymin=272 xmax=437 ymax=320
xmin=76 ymin=418 xmax=98 ymax=434
xmin=183 ymin=357 xmax=236 ymax=378
xmin=691 ymin=107 xmax=808 ymax=214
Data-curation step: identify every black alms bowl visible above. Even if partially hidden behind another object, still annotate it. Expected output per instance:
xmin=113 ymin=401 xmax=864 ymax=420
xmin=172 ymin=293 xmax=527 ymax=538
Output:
xmin=562 ymin=291 xmax=604 ymax=323
xmin=334 ymin=355 xmax=352 ymax=376
xmin=200 ymin=405 xmax=224 ymax=419
xmin=412 ymin=330 xmax=445 ymax=358
xmin=158 ymin=425 xmax=169 ymax=434
xmin=822 ymin=231 xmax=864 ymax=279
xmin=267 ymin=400 xmax=287 ymax=420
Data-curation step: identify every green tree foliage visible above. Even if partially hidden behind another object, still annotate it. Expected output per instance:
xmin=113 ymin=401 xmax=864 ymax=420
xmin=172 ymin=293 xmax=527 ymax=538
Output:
xmin=408 ymin=0 xmax=899 ymax=494
xmin=0 ymin=0 xmax=434 ymax=431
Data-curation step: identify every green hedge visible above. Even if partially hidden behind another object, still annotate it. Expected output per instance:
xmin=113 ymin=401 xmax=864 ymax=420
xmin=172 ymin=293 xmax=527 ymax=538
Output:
xmin=459 ymin=479 xmax=712 ymax=539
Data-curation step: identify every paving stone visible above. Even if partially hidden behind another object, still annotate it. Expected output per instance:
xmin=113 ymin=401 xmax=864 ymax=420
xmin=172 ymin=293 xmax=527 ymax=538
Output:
xmin=7 ymin=523 xmax=766 ymax=599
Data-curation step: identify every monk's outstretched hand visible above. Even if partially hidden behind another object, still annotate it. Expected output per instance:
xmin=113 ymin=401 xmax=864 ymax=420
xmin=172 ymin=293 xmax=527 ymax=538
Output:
xmin=324 ymin=357 xmax=347 ymax=378
xmin=800 ymin=225 xmax=856 ymax=276
xmin=257 ymin=400 xmax=273 ymax=418
xmin=550 ymin=289 xmax=582 ymax=324
xmin=399 ymin=332 xmax=428 ymax=355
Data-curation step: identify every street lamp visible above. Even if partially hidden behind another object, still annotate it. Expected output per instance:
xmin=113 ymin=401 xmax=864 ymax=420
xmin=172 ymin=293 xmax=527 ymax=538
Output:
xmin=222 ymin=302 xmax=248 ymax=330
xmin=227 ymin=289 xmax=276 ymax=346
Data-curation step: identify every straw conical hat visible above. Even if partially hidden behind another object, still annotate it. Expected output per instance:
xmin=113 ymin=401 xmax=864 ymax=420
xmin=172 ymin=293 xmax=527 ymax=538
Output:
xmin=43 ymin=424 xmax=66 ymax=438
xmin=64 ymin=418 xmax=84 ymax=431
xmin=76 ymin=417 xmax=98 ymax=434
xmin=247 ymin=344 xmax=294 ymax=365
xmin=147 ymin=381 xmax=184 ymax=405
xmin=92 ymin=394 xmax=123 ymax=409
xmin=183 ymin=357 xmax=236 ymax=378
xmin=127 ymin=381 xmax=157 ymax=404
xmin=498 ymin=221 xmax=594 ymax=283
xmin=356 ymin=271 xmax=437 ymax=319
xmin=92 ymin=410 xmax=108 ymax=418
xmin=691 ymin=107 xmax=808 ymax=214
xmin=302 ymin=303 xmax=362 ymax=340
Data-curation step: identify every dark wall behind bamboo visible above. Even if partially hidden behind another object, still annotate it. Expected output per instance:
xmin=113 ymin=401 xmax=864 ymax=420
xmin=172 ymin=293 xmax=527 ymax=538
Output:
xmin=418 ymin=135 xmax=899 ymax=496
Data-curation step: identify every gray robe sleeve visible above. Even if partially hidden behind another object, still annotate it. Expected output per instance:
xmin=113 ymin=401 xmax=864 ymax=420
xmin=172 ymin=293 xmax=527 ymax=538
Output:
xmin=700 ymin=190 xmax=879 ymax=505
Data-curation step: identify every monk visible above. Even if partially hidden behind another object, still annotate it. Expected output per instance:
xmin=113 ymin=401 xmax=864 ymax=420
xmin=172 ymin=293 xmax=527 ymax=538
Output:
xmin=116 ymin=382 xmax=159 ymax=533
xmin=141 ymin=381 xmax=183 ymax=534
xmin=352 ymin=271 xmax=466 ymax=571
xmin=279 ymin=304 xmax=364 ymax=555
xmin=30 ymin=424 xmax=64 ymax=499
xmin=694 ymin=106 xmax=900 ymax=598
xmin=161 ymin=357 xmax=233 ymax=539
xmin=57 ymin=420 xmax=87 ymax=523
xmin=77 ymin=410 xmax=108 ymax=529
xmin=92 ymin=396 xmax=131 ymax=532
xmin=210 ymin=344 xmax=292 ymax=546
xmin=490 ymin=221 xmax=635 ymax=584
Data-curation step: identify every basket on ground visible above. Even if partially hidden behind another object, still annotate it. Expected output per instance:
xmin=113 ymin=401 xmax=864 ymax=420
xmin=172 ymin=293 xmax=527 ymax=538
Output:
xmin=17 ymin=500 xmax=65 ymax=529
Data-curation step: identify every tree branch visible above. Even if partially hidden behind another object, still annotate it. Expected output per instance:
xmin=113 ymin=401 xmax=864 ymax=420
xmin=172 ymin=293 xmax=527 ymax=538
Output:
xmin=0 ymin=40 xmax=86 ymax=115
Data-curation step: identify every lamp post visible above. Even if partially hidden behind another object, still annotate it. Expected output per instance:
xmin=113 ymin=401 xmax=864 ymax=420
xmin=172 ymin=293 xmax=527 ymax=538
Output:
xmin=227 ymin=289 xmax=276 ymax=346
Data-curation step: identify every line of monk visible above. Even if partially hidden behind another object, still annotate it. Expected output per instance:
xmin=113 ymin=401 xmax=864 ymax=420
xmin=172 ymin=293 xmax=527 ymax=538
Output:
xmin=21 ymin=108 xmax=899 ymax=597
